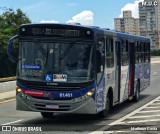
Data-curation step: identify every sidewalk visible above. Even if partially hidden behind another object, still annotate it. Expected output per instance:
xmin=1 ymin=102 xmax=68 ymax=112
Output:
xmin=151 ymin=57 xmax=160 ymax=64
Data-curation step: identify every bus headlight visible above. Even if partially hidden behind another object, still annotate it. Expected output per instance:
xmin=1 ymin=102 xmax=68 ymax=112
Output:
xmin=86 ymin=88 xmax=95 ymax=97
xmin=17 ymin=88 xmax=22 ymax=92
xmin=74 ymin=88 xmax=95 ymax=103
xmin=16 ymin=86 xmax=25 ymax=98
xmin=16 ymin=85 xmax=22 ymax=94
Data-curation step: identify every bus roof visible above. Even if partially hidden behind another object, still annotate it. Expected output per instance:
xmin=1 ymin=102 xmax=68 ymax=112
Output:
xmin=20 ymin=23 xmax=150 ymax=41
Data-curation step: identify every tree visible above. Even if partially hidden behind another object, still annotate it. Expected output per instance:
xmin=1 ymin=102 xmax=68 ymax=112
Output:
xmin=0 ymin=8 xmax=31 ymax=77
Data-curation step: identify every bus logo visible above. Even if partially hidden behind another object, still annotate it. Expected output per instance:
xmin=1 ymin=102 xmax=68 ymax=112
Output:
xmin=53 ymin=74 xmax=67 ymax=82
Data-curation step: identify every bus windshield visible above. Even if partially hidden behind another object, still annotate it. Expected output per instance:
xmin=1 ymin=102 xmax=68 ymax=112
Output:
xmin=18 ymin=41 xmax=94 ymax=83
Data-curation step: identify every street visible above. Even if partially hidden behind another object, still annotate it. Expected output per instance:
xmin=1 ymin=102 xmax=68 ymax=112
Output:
xmin=0 ymin=64 xmax=160 ymax=134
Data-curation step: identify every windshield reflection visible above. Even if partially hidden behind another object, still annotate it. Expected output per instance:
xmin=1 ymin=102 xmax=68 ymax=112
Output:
xmin=18 ymin=41 xmax=94 ymax=83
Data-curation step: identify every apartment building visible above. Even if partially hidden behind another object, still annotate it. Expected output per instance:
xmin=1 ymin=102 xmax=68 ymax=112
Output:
xmin=139 ymin=0 xmax=160 ymax=49
xmin=114 ymin=10 xmax=140 ymax=35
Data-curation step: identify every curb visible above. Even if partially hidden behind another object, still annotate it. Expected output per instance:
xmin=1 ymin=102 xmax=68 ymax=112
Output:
xmin=0 ymin=81 xmax=16 ymax=93
xmin=0 ymin=77 xmax=16 ymax=83
xmin=0 ymin=90 xmax=16 ymax=101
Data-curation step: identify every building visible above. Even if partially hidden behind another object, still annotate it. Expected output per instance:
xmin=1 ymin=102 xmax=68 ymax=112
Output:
xmin=139 ymin=0 xmax=160 ymax=49
xmin=114 ymin=10 xmax=140 ymax=35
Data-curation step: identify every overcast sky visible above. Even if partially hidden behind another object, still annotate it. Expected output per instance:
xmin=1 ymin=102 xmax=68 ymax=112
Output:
xmin=0 ymin=0 xmax=144 ymax=29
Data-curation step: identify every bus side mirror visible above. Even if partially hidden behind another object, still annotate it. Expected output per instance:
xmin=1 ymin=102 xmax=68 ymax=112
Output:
xmin=8 ymin=35 xmax=19 ymax=62
xmin=96 ymin=50 xmax=105 ymax=73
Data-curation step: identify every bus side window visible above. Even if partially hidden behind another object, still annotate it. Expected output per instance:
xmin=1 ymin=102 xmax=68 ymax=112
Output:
xmin=141 ymin=42 xmax=145 ymax=63
xmin=122 ymin=40 xmax=128 ymax=66
xmin=138 ymin=42 xmax=142 ymax=63
xmin=96 ymin=37 xmax=105 ymax=73
xmin=126 ymin=40 xmax=128 ymax=52
xmin=148 ymin=43 xmax=150 ymax=62
xmin=135 ymin=42 xmax=139 ymax=64
xmin=146 ymin=42 xmax=150 ymax=62
xmin=106 ymin=38 xmax=114 ymax=68
xmin=144 ymin=42 xmax=146 ymax=62
xmin=143 ymin=42 xmax=146 ymax=62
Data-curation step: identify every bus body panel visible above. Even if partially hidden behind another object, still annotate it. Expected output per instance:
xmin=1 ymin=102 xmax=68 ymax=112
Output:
xmin=95 ymin=77 xmax=105 ymax=113
xmin=135 ymin=62 xmax=150 ymax=92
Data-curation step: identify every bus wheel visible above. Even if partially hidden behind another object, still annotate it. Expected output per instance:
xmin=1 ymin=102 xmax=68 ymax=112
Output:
xmin=98 ymin=94 xmax=110 ymax=118
xmin=41 ymin=112 xmax=54 ymax=118
xmin=133 ymin=81 xmax=140 ymax=102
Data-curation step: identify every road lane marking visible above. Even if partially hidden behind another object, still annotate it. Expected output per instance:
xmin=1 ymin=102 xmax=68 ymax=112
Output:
xmin=109 ymin=96 xmax=160 ymax=126
xmin=0 ymin=99 xmax=16 ymax=104
xmin=144 ymin=106 xmax=160 ymax=108
xmin=137 ymin=109 xmax=160 ymax=113
xmin=150 ymin=103 xmax=160 ymax=105
xmin=118 ymin=118 xmax=160 ymax=124
xmin=128 ymin=114 xmax=160 ymax=119
xmin=154 ymin=100 xmax=160 ymax=101
xmin=1 ymin=119 xmax=23 ymax=125
xmin=90 ymin=96 xmax=160 ymax=133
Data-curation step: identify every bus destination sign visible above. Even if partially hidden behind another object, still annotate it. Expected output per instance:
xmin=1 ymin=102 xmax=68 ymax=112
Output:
xmin=32 ymin=28 xmax=80 ymax=36
xmin=20 ymin=27 xmax=93 ymax=38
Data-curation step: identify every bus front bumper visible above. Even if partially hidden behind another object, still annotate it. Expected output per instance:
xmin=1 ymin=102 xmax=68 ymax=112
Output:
xmin=16 ymin=94 xmax=96 ymax=114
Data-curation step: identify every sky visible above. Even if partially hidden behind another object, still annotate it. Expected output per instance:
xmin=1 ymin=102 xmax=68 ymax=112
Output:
xmin=0 ymin=0 xmax=144 ymax=29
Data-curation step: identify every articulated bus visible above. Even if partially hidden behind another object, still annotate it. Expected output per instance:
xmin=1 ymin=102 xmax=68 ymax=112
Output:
xmin=8 ymin=24 xmax=150 ymax=118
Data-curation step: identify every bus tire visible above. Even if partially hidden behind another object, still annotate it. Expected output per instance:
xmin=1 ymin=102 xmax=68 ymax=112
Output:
xmin=133 ymin=81 xmax=140 ymax=102
xmin=41 ymin=112 xmax=54 ymax=118
xmin=98 ymin=93 xmax=110 ymax=118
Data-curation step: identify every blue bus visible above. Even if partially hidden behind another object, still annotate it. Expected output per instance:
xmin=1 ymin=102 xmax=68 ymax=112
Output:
xmin=8 ymin=23 xmax=150 ymax=118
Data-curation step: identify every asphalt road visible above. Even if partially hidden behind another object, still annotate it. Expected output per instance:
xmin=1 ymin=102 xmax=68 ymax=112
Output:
xmin=0 ymin=64 xmax=160 ymax=134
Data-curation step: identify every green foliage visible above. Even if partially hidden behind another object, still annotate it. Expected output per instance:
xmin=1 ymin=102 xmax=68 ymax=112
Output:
xmin=151 ymin=49 xmax=160 ymax=56
xmin=0 ymin=8 xmax=31 ymax=77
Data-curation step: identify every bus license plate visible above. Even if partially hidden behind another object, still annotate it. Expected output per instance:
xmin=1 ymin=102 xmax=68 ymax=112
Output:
xmin=46 ymin=105 xmax=59 ymax=109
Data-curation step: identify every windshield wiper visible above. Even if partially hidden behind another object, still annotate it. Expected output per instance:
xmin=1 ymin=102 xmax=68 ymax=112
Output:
xmin=34 ymin=39 xmax=47 ymax=59
xmin=37 ymin=44 xmax=47 ymax=58
xmin=60 ymin=42 xmax=75 ymax=60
